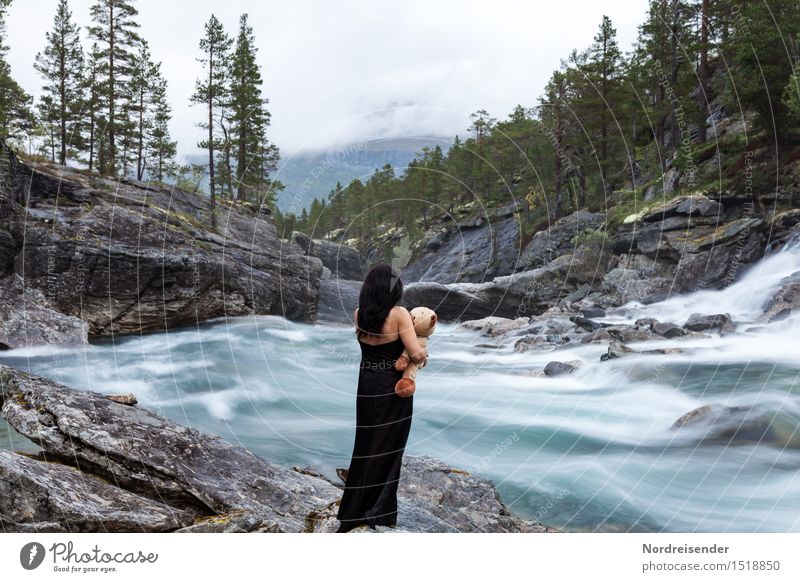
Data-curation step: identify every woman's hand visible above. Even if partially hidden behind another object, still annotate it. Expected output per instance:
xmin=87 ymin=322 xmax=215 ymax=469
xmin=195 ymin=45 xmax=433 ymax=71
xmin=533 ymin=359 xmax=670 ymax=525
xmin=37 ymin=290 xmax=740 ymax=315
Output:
xmin=396 ymin=307 xmax=427 ymax=365
xmin=411 ymin=347 xmax=428 ymax=368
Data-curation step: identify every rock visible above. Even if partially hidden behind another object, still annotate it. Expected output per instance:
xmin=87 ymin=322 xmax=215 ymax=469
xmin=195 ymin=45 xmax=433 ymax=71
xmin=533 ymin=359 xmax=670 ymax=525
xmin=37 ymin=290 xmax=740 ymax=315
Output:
xmin=518 ymin=210 xmax=605 ymax=270
xmin=570 ymin=315 xmax=610 ymax=332
xmin=514 ymin=334 xmax=571 ymax=352
xmin=175 ymin=510 xmax=282 ymax=533
xmin=404 ymin=245 xmax=613 ymax=322
xmin=607 ymin=194 xmax=768 ymax=304
xmin=458 ymin=316 xmax=512 ymax=331
xmin=0 ymin=449 xmax=192 ymax=532
xmin=0 ymin=365 xmax=556 ymax=533
xmin=0 ymin=278 xmax=89 ymax=349
xmin=105 ymin=393 xmax=138 ymax=405
xmin=0 ymin=141 xmax=321 ymax=339
xmin=580 ymin=306 xmax=606 ymax=318
xmin=309 ymin=456 xmax=559 ymax=533
xmin=0 ymin=364 xmax=341 ymax=531
xmin=457 ymin=316 xmax=530 ymax=337
xmin=760 ymin=271 xmax=800 ymax=323
xmin=605 ymin=325 xmax=655 ymax=343
xmin=601 ymin=342 xmax=682 ymax=361
xmin=640 ymin=193 xmax=722 ymax=223
xmin=401 ymin=213 xmax=521 ymax=284
xmin=671 ymin=404 xmax=714 ymax=429
xmin=670 ymin=404 xmax=797 ymax=447
xmin=291 ymin=231 xmax=366 ymax=281
xmin=0 ymin=230 xmax=16 ymax=274
xmin=684 ymin=313 xmax=736 ymax=333
xmin=652 ymin=322 xmax=687 ymax=338
xmin=543 ymin=361 xmax=578 ymax=377
xmin=316 ymin=278 xmax=361 ymax=324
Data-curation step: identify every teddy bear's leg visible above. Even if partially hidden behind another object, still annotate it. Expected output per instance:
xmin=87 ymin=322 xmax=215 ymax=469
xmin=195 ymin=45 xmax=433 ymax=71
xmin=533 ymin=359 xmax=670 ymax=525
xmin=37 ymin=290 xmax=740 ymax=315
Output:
xmin=395 ymin=361 xmax=418 ymax=398
xmin=395 ymin=377 xmax=415 ymax=398
xmin=395 ymin=349 xmax=410 ymax=371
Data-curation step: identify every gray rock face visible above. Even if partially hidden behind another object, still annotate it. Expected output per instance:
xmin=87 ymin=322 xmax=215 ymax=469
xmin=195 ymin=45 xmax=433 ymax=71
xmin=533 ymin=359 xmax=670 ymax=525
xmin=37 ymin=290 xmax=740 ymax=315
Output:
xmin=760 ymin=271 xmax=800 ymax=322
xmin=0 ymin=278 xmax=89 ymax=349
xmin=684 ymin=313 xmax=735 ymax=333
xmin=608 ymin=194 xmax=766 ymax=303
xmin=291 ymin=231 xmax=366 ymax=280
xmin=652 ymin=321 xmax=687 ymax=338
xmin=543 ymin=361 xmax=577 ymax=377
xmin=0 ymin=365 xmax=341 ymax=531
xmin=670 ymin=403 xmax=799 ymax=447
xmin=404 ymin=239 xmax=614 ymax=322
xmin=401 ymin=206 xmax=521 ymax=284
xmin=518 ymin=210 xmax=606 ymax=270
xmin=308 ymin=456 xmax=559 ymax=533
xmin=640 ymin=193 xmax=723 ymax=222
xmin=0 ymin=365 xmax=555 ymax=534
xmin=0 ymin=142 xmax=321 ymax=343
xmin=316 ymin=277 xmax=361 ymax=324
xmin=0 ymin=449 xmax=193 ymax=533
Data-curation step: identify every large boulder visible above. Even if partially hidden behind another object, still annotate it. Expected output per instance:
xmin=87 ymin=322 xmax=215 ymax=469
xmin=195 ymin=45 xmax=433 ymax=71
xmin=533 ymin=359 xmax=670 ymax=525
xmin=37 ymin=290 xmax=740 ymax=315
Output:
xmin=760 ymin=271 xmax=800 ymax=322
xmin=0 ymin=364 xmax=341 ymax=531
xmin=0 ymin=449 xmax=193 ymax=533
xmin=307 ymin=455 xmax=559 ymax=533
xmin=0 ymin=278 xmax=88 ymax=349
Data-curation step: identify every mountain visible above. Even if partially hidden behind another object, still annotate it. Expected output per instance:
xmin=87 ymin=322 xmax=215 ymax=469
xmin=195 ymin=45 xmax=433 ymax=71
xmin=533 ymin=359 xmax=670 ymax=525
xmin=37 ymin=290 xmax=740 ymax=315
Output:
xmin=273 ymin=137 xmax=452 ymax=212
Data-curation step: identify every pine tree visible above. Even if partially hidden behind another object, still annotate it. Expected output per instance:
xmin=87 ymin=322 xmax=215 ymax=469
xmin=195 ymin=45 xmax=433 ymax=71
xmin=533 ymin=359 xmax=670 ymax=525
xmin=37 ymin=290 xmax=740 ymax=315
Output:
xmin=728 ymin=0 xmax=800 ymax=145
xmin=191 ymin=14 xmax=232 ymax=226
xmin=230 ymin=14 xmax=278 ymax=204
xmin=34 ymin=0 xmax=84 ymax=165
xmin=0 ymin=0 xmax=32 ymax=140
xmin=82 ymin=43 xmax=103 ymax=171
xmin=129 ymin=39 xmax=155 ymax=180
xmin=146 ymin=66 xmax=176 ymax=182
xmin=583 ymin=15 xmax=626 ymax=196
xmin=540 ymin=70 xmax=569 ymax=217
xmin=88 ymin=0 xmax=141 ymax=175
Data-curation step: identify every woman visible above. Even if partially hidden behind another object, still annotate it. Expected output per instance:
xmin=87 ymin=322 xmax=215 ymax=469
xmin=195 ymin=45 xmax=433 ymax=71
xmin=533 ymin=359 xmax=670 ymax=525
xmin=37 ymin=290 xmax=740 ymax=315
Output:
xmin=336 ymin=263 xmax=428 ymax=532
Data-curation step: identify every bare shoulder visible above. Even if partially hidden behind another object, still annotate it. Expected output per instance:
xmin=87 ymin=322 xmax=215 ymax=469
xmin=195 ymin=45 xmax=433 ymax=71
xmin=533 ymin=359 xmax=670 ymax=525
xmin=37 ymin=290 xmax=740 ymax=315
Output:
xmin=390 ymin=305 xmax=410 ymax=319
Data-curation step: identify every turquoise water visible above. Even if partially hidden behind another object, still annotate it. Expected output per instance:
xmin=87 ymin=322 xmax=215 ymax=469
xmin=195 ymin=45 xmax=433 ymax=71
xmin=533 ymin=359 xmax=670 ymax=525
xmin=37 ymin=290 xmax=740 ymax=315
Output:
xmin=2 ymin=304 xmax=799 ymax=532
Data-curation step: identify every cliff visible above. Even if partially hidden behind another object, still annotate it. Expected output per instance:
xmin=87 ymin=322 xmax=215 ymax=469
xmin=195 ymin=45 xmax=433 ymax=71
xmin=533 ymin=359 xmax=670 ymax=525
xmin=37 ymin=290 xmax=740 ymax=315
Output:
xmin=0 ymin=140 xmax=323 ymax=348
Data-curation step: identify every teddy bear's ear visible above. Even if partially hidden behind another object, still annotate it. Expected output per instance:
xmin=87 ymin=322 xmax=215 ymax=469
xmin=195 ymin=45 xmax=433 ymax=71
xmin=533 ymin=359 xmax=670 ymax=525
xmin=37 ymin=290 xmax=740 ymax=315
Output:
xmin=431 ymin=314 xmax=437 ymax=325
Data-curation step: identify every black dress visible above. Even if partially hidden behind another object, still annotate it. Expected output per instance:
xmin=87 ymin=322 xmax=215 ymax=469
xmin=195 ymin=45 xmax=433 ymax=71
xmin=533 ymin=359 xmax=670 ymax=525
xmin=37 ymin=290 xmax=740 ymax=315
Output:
xmin=336 ymin=337 xmax=414 ymax=532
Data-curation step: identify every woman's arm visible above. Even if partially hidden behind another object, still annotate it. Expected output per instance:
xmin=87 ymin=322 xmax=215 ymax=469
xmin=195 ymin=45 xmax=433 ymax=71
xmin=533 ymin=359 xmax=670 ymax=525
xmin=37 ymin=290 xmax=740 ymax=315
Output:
xmin=395 ymin=307 xmax=428 ymax=364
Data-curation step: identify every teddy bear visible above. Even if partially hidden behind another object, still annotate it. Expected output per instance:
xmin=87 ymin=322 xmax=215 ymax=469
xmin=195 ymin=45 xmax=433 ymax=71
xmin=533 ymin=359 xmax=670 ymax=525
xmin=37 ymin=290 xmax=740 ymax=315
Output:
xmin=394 ymin=306 xmax=437 ymax=398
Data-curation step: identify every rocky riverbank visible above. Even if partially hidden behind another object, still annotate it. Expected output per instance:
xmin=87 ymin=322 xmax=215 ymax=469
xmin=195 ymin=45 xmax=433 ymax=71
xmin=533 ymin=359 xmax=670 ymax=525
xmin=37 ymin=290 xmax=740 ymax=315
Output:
xmin=0 ymin=364 xmax=557 ymax=533
xmin=0 ymin=139 xmax=324 ymax=348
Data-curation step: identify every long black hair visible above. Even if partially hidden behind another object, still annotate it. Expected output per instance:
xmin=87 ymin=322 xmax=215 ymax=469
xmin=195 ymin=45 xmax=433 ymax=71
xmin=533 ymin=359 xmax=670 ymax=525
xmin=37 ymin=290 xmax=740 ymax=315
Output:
xmin=356 ymin=263 xmax=403 ymax=339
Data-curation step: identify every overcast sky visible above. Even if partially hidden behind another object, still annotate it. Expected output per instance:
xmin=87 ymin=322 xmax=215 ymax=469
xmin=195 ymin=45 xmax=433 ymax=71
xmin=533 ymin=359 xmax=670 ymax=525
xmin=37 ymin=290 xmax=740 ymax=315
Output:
xmin=6 ymin=0 xmax=648 ymax=159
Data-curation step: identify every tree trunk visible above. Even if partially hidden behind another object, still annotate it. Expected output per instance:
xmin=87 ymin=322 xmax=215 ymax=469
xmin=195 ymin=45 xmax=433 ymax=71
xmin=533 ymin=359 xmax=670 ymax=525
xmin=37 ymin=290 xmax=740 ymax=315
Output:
xmin=108 ymin=6 xmax=115 ymax=175
xmin=698 ymin=0 xmax=710 ymax=144
xmin=136 ymin=90 xmax=144 ymax=180
xmin=59 ymin=31 xmax=67 ymax=166
xmin=208 ymin=46 xmax=216 ymax=227
xmin=669 ymin=0 xmax=681 ymax=151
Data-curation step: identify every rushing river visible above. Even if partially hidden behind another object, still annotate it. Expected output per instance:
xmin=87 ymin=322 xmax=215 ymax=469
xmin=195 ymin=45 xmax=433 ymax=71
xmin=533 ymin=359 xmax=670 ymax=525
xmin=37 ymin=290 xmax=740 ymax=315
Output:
xmin=2 ymin=242 xmax=800 ymax=533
